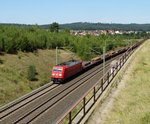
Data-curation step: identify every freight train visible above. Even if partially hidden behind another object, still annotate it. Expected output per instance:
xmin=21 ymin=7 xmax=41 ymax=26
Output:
xmin=51 ymin=40 xmax=144 ymax=83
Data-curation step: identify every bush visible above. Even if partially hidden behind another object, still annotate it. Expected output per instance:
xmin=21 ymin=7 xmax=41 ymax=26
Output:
xmin=0 ymin=59 xmax=3 ymax=64
xmin=27 ymin=65 xmax=37 ymax=81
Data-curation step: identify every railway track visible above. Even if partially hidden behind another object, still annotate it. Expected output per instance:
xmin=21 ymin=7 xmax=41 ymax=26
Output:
xmin=0 ymin=53 xmax=126 ymax=124
xmin=0 ymin=83 xmax=60 ymax=118
xmin=30 ymin=54 xmax=125 ymax=124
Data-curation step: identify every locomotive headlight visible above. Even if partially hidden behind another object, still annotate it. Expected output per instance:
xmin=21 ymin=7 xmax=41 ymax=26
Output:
xmin=52 ymin=73 xmax=55 ymax=76
xmin=59 ymin=74 xmax=62 ymax=76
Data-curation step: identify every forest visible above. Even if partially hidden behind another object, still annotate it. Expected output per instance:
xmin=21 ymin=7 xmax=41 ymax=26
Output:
xmin=0 ymin=24 xmax=148 ymax=60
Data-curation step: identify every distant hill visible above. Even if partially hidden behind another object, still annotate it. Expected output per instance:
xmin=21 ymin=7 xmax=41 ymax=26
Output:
xmin=1 ymin=22 xmax=150 ymax=31
xmin=0 ymin=23 xmax=32 ymax=27
xmin=59 ymin=22 xmax=150 ymax=31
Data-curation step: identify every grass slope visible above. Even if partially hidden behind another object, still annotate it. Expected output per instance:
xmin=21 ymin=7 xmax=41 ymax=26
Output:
xmin=102 ymin=40 xmax=150 ymax=124
xmin=0 ymin=49 xmax=78 ymax=107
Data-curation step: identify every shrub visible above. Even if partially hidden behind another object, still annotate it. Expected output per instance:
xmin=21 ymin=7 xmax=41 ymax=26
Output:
xmin=27 ymin=65 xmax=37 ymax=81
xmin=0 ymin=59 xmax=3 ymax=64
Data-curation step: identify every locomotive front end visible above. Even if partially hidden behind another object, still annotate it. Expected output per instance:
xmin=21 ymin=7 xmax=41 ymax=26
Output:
xmin=51 ymin=66 xmax=64 ymax=83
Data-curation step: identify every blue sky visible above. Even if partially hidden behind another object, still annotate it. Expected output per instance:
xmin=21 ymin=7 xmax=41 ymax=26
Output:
xmin=0 ymin=0 xmax=150 ymax=24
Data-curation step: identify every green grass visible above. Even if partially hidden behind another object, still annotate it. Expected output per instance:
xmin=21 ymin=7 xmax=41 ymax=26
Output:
xmin=102 ymin=40 xmax=150 ymax=124
xmin=0 ymin=49 xmax=79 ymax=107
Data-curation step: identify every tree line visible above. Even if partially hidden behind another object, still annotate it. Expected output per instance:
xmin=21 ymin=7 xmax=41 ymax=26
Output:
xmin=0 ymin=23 xmax=148 ymax=60
xmin=58 ymin=22 xmax=150 ymax=31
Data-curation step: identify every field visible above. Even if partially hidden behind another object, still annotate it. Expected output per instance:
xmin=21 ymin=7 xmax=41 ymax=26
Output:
xmin=0 ymin=49 xmax=78 ymax=106
xmin=101 ymin=40 xmax=150 ymax=124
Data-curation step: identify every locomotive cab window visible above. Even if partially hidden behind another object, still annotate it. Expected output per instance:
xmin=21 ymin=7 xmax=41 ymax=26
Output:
xmin=53 ymin=68 xmax=62 ymax=72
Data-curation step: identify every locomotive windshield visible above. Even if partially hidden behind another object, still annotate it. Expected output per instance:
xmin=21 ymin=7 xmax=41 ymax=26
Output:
xmin=53 ymin=68 xmax=62 ymax=72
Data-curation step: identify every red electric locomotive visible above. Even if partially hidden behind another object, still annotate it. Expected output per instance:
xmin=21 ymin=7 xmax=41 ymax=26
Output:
xmin=51 ymin=60 xmax=82 ymax=83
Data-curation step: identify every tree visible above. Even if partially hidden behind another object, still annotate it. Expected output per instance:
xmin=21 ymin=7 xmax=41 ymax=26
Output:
xmin=63 ymin=28 xmax=70 ymax=34
xmin=0 ymin=38 xmax=5 ymax=52
xmin=49 ymin=22 xmax=59 ymax=32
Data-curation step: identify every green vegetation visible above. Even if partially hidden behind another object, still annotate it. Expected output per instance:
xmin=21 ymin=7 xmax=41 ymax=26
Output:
xmin=0 ymin=25 xmax=148 ymax=60
xmin=0 ymin=59 xmax=3 ymax=64
xmin=49 ymin=22 xmax=59 ymax=32
xmin=27 ymin=65 xmax=37 ymax=81
xmin=102 ymin=40 xmax=150 ymax=124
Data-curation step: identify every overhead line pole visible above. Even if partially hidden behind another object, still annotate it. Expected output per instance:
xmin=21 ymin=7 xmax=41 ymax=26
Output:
xmin=103 ymin=46 xmax=105 ymax=78
xmin=56 ymin=46 xmax=74 ymax=65
xmin=56 ymin=46 xmax=58 ymax=65
xmin=103 ymin=40 xmax=106 ymax=78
